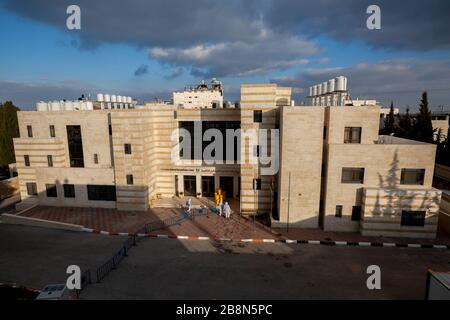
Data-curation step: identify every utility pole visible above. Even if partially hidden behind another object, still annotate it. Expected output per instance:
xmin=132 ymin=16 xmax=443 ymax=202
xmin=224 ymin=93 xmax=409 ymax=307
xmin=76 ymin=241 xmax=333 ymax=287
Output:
xmin=287 ymin=171 xmax=291 ymax=233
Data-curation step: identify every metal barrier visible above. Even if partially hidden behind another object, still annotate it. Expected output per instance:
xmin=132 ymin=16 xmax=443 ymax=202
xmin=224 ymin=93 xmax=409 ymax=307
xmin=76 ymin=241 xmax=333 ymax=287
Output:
xmin=76 ymin=269 xmax=91 ymax=297
xmin=137 ymin=215 xmax=183 ymax=234
xmin=95 ymin=235 xmax=136 ymax=283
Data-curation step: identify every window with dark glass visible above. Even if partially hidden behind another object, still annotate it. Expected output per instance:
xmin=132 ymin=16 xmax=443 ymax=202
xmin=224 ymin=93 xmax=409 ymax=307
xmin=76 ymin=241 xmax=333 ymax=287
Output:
xmin=27 ymin=125 xmax=33 ymax=137
xmin=63 ymin=184 xmax=75 ymax=198
xmin=253 ymin=178 xmax=262 ymax=190
xmin=401 ymin=210 xmax=425 ymax=226
xmin=87 ymin=185 xmax=116 ymax=201
xmin=254 ymin=145 xmax=260 ymax=157
xmin=400 ymin=169 xmax=425 ymax=185
xmin=108 ymin=124 xmax=112 ymax=135
xmin=49 ymin=125 xmax=55 ymax=138
xmin=341 ymin=168 xmax=365 ymax=184
xmin=67 ymin=125 xmax=84 ymax=167
xmin=94 ymin=153 xmax=98 ymax=164
xmin=323 ymin=126 xmax=327 ymax=140
xmin=124 ymin=144 xmax=132 ymax=154
xmin=24 ymin=155 xmax=30 ymax=167
xmin=335 ymin=205 xmax=343 ymax=218
xmin=45 ymin=184 xmax=57 ymax=197
xmin=26 ymin=182 xmax=37 ymax=196
xmin=47 ymin=155 xmax=53 ymax=167
xmin=253 ymin=110 xmax=262 ymax=123
xmin=351 ymin=206 xmax=362 ymax=221
xmin=126 ymin=174 xmax=134 ymax=185
xmin=344 ymin=127 xmax=361 ymax=143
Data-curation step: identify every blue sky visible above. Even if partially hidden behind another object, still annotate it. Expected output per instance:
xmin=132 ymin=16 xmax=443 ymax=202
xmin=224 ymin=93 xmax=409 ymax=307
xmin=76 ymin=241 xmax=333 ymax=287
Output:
xmin=1 ymin=0 xmax=450 ymax=110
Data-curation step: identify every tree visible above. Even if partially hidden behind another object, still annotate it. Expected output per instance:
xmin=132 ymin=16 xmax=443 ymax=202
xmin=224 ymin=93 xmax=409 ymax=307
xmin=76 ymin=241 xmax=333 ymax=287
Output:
xmin=397 ymin=106 xmax=413 ymax=139
xmin=413 ymin=91 xmax=435 ymax=143
xmin=0 ymin=101 xmax=20 ymax=168
xmin=381 ymin=101 xmax=396 ymax=135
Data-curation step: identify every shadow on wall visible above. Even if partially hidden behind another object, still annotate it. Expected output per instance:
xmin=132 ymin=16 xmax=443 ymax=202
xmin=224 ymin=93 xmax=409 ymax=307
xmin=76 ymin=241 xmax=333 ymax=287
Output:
xmin=374 ymin=150 xmax=440 ymax=218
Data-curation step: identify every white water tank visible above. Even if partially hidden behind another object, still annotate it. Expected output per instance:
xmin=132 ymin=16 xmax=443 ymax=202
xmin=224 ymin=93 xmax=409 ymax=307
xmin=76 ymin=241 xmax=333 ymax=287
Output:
xmin=64 ymin=101 xmax=74 ymax=110
xmin=117 ymin=96 xmax=122 ymax=103
xmin=328 ymin=78 xmax=336 ymax=92
xmin=86 ymin=101 xmax=93 ymax=110
xmin=127 ymin=96 xmax=132 ymax=103
xmin=36 ymin=102 xmax=48 ymax=111
xmin=336 ymin=76 xmax=347 ymax=91
xmin=73 ymin=101 xmax=81 ymax=110
xmin=97 ymin=93 xmax=104 ymax=102
xmin=50 ymin=101 xmax=61 ymax=111
xmin=104 ymin=94 xmax=111 ymax=102
xmin=317 ymin=83 xmax=322 ymax=95
xmin=111 ymin=95 xmax=117 ymax=102
xmin=312 ymin=85 xmax=317 ymax=96
xmin=322 ymin=81 xmax=328 ymax=94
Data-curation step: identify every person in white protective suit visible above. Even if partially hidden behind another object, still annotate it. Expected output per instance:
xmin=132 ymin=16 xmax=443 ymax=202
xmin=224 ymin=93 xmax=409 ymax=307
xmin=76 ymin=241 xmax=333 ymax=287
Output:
xmin=224 ymin=202 xmax=231 ymax=219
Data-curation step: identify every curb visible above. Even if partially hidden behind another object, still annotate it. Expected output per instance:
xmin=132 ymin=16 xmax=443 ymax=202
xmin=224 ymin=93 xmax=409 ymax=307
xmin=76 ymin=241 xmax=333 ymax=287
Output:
xmin=80 ymin=228 xmax=450 ymax=250
xmin=0 ymin=282 xmax=41 ymax=293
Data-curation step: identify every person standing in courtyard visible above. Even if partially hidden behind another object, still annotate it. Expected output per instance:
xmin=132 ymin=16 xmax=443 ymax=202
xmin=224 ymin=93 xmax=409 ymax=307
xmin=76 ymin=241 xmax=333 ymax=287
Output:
xmin=224 ymin=202 xmax=231 ymax=219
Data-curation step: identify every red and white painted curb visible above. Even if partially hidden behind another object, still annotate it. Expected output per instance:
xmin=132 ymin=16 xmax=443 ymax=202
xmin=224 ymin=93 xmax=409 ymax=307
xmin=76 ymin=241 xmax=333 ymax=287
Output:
xmin=80 ymin=228 xmax=450 ymax=250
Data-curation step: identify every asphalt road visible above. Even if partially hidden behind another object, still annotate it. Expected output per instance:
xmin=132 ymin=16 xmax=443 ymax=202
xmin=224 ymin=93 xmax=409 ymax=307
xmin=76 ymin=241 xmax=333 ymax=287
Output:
xmin=1 ymin=223 xmax=449 ymax=299
xmin=0 ymin=223 xmax=125 ymax=289
xmin=80 ymin=237 xmax=450 ymax=300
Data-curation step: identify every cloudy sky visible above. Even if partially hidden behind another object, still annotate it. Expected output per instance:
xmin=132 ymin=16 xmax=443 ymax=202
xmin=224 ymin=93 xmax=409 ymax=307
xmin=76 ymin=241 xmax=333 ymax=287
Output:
xmin=0 ymin=0 xmax=449 ymax=110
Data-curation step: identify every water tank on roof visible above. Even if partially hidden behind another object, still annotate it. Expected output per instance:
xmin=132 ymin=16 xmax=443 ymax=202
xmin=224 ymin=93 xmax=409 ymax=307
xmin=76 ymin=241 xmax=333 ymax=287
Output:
xmin=328 ymin=78 xmax=335 ymax=92
xmin=73 ymin=101 xmax=81 ymax=110
xmin=117 ymin=96 xmax=123 ymax=103
xmin=317 ymin=83 xmax=322 ymax=95
xmin=127 ymin=96 xmax=132 ymax=103
xmin=335 ymin=76 xmax=347 ymax=91
xmin=309 ymin=87 xmax=313 ymax=97
xmin=104 ymin=94 xmax=110 ymax=102
xmin=36 ymin=102 xmax=48 ymax=111
xmin=111 ymin=95 xmax=117 ymax=102
xmin=312 ymin=85 xmax=317 ymax=96
xmin=97 ymin=93 xmax=104 ymax=102
xmin=64 ymin=101 xmax=74 ymax=110
xmin=86 ymin=101 xmax=93 ymax=110
xmin=322 ymin=81 xmax=328 ymax=94
xmin=50 ymin=101 xmax=61 ymax=111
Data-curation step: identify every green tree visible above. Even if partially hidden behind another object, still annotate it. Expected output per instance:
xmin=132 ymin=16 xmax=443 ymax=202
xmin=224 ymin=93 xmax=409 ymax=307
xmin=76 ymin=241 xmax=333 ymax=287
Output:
xmin=397 ymin=106 xmax=413 ymax=139
xmin=381 ymin=101 xmax=396 ymax=135
xmin=0 ymin=101 xmax=20 ymax=168
xmin=413 ymin=91 xmax=435 ymax=143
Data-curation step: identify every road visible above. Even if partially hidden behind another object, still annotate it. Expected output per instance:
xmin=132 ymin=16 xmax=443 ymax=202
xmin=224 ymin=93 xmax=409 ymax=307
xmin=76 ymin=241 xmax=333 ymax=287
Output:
xmin=81 ymin=236 xmax=450 ymax=299
xmin=0 ymin=224 xmax=125 ymax=289
xmin=1 ymin=223 xmax=449 ymax=299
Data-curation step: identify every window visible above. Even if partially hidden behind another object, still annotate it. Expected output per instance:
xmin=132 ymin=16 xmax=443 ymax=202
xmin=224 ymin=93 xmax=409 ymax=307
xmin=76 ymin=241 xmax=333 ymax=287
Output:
xmin=27 ymin=125 xmax=33 ymax=137
xmin=253 ymin=178 xmax=262 ymax=190
xmin=87 ymin=185 xmax=116 ymax=201
xmin=341 ymin=168 xmax=365 ymax=184
xmin=63 ymin=184 xmax=75 ymax=198
xmin=335 ymin=205 xmax=343 ymax=218
xmin=49 ymin=125 xmax=55 ymax=138
xmin=94 ymin=154 xmax=98 ymax=164
xmin=67 ymin=125 xmax=84 ymax=167
xmin=344 ymin=127 xmax=361 ymax=143
xmin=253 ymin=110 xmax=262 ymax=123
xmin=108 ymin=124 xmax=112 ymax=135
xmin=323 ymin=126 xmax=327 ymax=140
xmin=351 ymin=206 xmax=362 ymax=221
xmin=124 ymin=144 xmax=132 ymax=154
xmin=24 ymin=155 xmax=30 ymax=167
xmin=45 ymin=184 xmax=57 ymax=197
xmin=126 ymin=174 xmax=134 ymax=185
xmin=26 ymin=182 xmax=37 ymax=196
xmin=47 ymin=155 xmax=53 ymax=167
xmin=400 ymin=169 xmax=425 ymax=185
xmin=401 ymin=210 xmax=425 ymax=227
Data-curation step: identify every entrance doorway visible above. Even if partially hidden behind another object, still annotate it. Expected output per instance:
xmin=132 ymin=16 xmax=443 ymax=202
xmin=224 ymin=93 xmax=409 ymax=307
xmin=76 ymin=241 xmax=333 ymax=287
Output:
xmin=219 ymin=176 xmax=234 ymax=199
xmin=183 ymin=175 xmax=197 ymax=196
xmin=201 ymin=176 xmax=215 ymax=197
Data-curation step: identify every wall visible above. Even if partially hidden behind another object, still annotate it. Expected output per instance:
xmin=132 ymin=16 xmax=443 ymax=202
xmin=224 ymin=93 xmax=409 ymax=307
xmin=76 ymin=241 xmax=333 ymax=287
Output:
xmin=276 ymin=107 xmax=324 ymax=228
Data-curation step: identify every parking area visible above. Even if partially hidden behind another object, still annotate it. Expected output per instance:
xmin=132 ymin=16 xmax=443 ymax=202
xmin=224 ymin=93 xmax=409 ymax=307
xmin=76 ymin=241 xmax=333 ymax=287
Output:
xmin=81 ymin=237 xmax=450 ymax=300
xmin=0 ymin=224 xmax=125 ymax=289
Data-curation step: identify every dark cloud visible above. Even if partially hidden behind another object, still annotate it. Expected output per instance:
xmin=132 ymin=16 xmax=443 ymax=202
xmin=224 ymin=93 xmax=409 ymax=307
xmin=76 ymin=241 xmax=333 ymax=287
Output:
xmin=272 ymin=59 xmax=450 ymax=110
xmin=265 ymin=0 xmax=450 ymax=51
xmin=134 ymin=64 xmax=149 ymax=76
